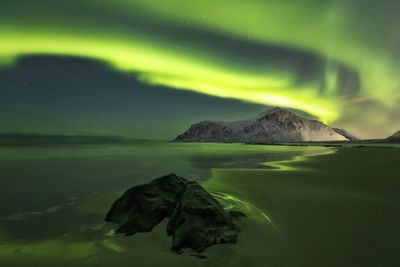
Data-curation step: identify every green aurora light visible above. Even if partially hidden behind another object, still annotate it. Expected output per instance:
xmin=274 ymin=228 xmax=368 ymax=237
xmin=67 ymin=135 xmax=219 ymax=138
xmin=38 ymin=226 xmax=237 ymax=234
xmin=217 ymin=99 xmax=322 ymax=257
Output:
xmin=1 ymin=0 xmax=400 ymax=133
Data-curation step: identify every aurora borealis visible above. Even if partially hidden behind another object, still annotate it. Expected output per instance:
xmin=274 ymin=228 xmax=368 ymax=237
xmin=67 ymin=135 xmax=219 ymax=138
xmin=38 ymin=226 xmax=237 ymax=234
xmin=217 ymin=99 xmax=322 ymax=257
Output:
xmin=1 ymin=0 xmax=400 ymax=138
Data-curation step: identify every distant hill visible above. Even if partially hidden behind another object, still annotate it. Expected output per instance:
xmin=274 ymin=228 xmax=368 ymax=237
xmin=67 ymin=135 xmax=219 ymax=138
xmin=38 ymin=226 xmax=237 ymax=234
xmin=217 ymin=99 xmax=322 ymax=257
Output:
xmin=0 ymin=133 xmax=131 ymax=145
xmin=175 ymin=107 xmax=353 ymax=143
xmin=387 ymin=130 xmax=400 ymax=143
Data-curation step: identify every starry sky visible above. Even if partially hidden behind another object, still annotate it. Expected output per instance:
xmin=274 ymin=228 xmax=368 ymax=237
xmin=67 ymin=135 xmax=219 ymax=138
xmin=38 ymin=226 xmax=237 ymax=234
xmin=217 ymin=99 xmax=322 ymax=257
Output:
xmin=1 ymin=0 xmax=400 ymax=139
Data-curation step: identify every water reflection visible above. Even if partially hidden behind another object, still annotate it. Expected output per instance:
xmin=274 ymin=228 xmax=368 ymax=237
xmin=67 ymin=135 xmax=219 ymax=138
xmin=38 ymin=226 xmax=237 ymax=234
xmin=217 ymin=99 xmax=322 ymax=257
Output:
xmin=0 ymin=142 xmax=334 ymax=266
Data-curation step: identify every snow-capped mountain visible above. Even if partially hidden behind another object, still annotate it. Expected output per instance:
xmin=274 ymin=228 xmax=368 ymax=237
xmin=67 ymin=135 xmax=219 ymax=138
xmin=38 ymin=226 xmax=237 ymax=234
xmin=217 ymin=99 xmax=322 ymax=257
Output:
xmin=175 ymin=107 xmax=350 ymax=143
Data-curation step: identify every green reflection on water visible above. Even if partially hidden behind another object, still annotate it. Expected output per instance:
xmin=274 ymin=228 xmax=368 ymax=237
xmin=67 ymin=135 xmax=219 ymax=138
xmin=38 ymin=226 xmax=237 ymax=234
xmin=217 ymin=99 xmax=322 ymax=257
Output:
xmin=210 ymin=191 xmax=275 ymax=226
xmin=0 ymin=143 xmax=337 ymax=266
xmin=261 ymin=148 xmax=337 ymax=171
xmin=0 ymin=239 xmax=97 ymax=265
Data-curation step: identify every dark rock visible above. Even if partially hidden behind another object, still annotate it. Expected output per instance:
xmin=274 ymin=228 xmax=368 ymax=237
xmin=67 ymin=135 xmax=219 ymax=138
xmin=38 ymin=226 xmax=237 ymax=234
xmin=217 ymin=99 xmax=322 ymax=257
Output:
xmin=167 ymin=181 xmax=242 ymax=253
xmin=105 ymin=174 xmax=245 ymax=254
xmin=105 ymin=174 xmax=186 ymax=235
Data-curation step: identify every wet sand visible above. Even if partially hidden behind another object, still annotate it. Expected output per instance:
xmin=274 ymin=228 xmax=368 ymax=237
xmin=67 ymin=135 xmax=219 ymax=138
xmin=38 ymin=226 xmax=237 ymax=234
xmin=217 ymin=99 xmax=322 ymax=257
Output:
xmin=0 ymin=145 xmax=399 ymax=266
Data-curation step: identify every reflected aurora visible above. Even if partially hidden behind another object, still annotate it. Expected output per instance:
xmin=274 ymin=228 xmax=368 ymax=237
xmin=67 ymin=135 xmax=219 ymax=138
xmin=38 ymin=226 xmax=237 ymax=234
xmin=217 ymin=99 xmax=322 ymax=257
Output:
xmin=210 ymin=191 xmax=276 ymax=227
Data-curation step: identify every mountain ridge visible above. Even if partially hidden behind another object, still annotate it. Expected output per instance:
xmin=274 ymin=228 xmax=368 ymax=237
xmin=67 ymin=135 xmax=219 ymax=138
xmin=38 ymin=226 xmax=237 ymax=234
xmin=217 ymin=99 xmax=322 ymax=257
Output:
xmin=175 ymin=107 xmax=355 ymax=143
xmin=387 ymin=130 xmax=400 ymax=142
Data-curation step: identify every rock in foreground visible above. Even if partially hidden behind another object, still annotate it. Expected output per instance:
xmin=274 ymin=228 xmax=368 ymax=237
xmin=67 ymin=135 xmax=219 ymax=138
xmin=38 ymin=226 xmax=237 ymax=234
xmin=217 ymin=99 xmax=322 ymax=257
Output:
xmin=105 ymin=174 xmax=187 ymax=235
xmin=105 ymin=174 xmax=245 ymax=254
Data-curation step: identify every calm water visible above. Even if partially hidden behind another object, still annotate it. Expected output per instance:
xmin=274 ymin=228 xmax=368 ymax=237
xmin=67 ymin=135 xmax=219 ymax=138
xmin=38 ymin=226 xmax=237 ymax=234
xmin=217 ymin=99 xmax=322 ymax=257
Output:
xmin=0 ymin=142 xmax=399 ymax=266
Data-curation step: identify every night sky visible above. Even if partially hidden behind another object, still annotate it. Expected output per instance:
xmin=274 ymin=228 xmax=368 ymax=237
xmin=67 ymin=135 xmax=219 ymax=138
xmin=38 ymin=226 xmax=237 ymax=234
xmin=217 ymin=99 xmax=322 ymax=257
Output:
xmin=1 ymin=0 xmax=400 ymax=139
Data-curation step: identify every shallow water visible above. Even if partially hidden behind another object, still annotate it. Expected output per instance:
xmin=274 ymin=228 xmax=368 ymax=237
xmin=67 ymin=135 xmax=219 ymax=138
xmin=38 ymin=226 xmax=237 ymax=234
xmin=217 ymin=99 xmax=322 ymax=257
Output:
xmin=0 ymin=142 xmax=399 ymax=266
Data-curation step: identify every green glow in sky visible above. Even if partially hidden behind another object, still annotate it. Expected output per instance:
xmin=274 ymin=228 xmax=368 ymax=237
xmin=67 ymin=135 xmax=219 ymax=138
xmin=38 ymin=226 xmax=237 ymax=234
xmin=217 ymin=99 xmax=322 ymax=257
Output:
xmin=132 ymin=0 xmax=400 ymax=104
xmin=0 ymin=27 xmax=338 ymax=122
xmin=1 ymin=0 xmax=400 ymax=134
